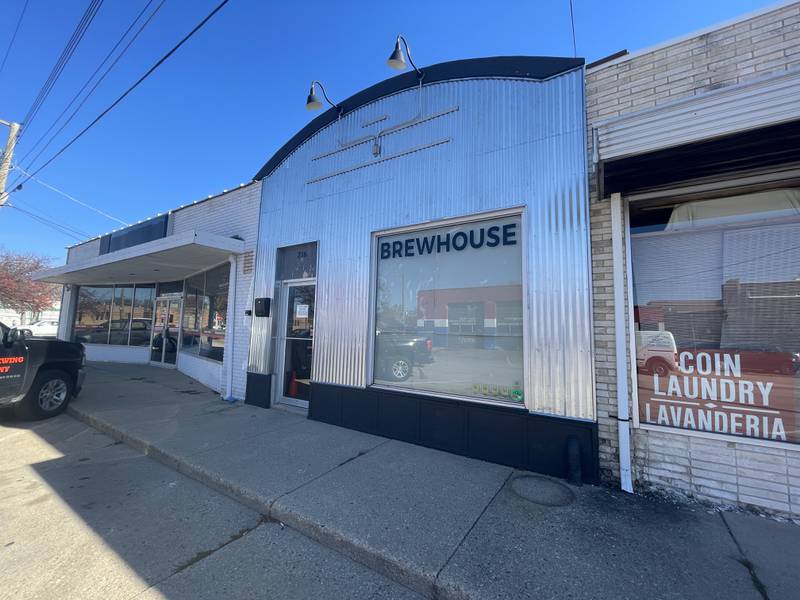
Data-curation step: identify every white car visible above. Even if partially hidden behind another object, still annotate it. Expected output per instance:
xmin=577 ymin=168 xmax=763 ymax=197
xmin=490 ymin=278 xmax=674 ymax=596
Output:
xmin=24 ymin=319 xmax=60 ymax=338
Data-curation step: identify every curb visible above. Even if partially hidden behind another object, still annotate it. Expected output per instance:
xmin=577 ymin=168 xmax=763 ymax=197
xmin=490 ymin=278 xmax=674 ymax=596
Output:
xmin=66 ymin=404 xmax=459 ymax=600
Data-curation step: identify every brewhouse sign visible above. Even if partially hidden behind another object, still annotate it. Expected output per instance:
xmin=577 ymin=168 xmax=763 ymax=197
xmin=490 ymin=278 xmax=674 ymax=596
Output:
xmin=639 ymin=350 xmax=795 ymax=443
xmin=380 ymin=223 xmax=517 ymax=260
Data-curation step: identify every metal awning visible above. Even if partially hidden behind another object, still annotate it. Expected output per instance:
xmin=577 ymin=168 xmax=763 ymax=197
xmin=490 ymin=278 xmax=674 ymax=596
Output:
xmin=33 ymin=230 xmax=245 ymax=285
xmin=594 ymin=67 xmax=800 ymax=163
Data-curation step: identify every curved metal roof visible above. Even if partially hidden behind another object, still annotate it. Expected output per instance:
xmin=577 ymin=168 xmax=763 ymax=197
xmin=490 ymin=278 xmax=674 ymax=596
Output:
xmin=253 ymin=56 xmax=584 ymax=181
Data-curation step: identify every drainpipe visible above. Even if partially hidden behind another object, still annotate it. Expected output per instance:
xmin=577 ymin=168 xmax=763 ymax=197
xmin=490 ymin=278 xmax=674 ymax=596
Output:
xmin=223 ymin=254 xmax=237 ymax=402
xmin=611 ymin=192 xmax=634 ymax=493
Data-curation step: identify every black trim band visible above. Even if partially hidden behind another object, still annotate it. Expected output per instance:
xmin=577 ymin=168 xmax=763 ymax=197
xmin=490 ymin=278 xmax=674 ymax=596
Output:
xmin=309 ymin=382 xmax=599 ymax=484
xmin=254 ymin=56 xmax=584 ymax=181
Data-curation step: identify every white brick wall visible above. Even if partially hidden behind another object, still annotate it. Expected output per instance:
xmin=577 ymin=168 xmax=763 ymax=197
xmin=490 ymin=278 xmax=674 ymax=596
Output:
xmin=176 ymin=352 xmax=224 ymax=393
xmin=170 ymin=182 xmax=261 ymax=400
xmin=587 ymin=2 xmax=800 ymax=516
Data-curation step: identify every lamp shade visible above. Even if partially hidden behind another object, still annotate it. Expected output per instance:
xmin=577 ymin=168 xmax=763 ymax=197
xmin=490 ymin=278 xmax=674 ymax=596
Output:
xmin=305 ymin=84 xmax=323 ymax=111
xmin=387 ymin=39 xmax=407 ymax=70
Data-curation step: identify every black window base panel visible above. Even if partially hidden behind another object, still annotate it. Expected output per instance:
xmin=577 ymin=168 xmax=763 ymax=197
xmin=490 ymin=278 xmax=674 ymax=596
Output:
xmin=309 ymin=382 xmax=600 ymax=484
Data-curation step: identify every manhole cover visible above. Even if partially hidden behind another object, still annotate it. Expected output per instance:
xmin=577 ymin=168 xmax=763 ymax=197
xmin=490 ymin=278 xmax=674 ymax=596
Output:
xmin=510 ymin=475 xmax=576 ymax=507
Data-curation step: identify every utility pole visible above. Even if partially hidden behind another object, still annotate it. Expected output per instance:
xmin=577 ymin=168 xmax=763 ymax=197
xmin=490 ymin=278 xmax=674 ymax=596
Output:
xmin=0 ymin=118 xmax=22 ymax=207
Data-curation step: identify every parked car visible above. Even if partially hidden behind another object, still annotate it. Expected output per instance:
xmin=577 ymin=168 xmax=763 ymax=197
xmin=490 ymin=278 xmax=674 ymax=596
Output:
xmin=0 ymin=321 xmax=86 ymax=419
xmin=732 ymin=347 xmax=800 ymax=376
xmin=23 ymin=319 xmax=59 ymax=338
xmin=636 ymin=330 xmax=678 ymax=377
xmin=375 ymin=327 xmax=434 ymax=382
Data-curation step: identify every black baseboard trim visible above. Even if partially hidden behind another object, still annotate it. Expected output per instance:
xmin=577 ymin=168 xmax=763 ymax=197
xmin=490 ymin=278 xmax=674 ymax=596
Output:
xmin=245 ymin=372 xmax=272 ymax=408
xmin=309 ymin=382 xmax=599 ymax=484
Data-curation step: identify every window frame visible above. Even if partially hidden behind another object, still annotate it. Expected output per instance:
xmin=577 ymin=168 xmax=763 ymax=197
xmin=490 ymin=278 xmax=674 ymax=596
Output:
xmin=367 ymin=207 xmax=528 ymax=409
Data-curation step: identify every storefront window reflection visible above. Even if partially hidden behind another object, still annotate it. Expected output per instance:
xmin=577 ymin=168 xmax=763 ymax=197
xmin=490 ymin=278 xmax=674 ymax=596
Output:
xmin=130 ymin=285 xmax=155 ymax=345
xmin=73 ymin=284 xmax=153 ymax=346
xmin=180 ymin=264 xmax=229 ymax=362
xmin=630 ymin=188 xmax=800 ymax=444
xmin=73 ymin=286 xmax=113 ymax=344
xmin=374 ymin=215 xmax=524 ymax=403
xmin=108 ymin=286 xmax=133 ymax=344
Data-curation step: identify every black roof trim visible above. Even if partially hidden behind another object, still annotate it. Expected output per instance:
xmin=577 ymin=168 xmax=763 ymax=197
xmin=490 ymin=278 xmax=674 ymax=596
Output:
xmin=253 ymin=56 xmax=584 ymax=181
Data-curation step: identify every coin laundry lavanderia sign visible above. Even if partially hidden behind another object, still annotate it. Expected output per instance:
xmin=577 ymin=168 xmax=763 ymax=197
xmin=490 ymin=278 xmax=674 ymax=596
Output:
xmin=639 ymin=350 xmax=795 ymax=443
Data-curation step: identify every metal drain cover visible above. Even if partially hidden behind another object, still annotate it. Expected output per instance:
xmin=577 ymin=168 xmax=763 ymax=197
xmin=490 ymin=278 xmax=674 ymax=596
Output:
xmin=510 ymin=475 xmax=576 ymax=507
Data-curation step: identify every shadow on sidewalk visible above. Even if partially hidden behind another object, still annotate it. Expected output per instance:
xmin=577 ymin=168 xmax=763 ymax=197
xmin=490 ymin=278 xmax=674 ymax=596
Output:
xmin=3 ymin=362 xmax=798 ymax=600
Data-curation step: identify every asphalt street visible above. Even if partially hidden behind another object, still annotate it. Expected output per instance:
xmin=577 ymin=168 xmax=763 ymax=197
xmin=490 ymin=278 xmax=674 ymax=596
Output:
xmin=0 ymin=410 xmax=422 ymax=600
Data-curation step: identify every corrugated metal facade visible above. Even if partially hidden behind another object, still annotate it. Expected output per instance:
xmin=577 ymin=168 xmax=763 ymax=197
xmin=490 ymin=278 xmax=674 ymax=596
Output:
xmin=594 ymin=67 xmax=800 ymax=162
xmin=250 ymin=69 xmax=595 ymax=419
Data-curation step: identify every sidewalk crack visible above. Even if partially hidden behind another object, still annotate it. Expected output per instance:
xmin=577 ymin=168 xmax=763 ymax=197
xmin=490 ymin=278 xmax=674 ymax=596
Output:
xmin=268 ymin=438 xmax=392 ymax=515
xmin=432 ymin=469 xmax=513 ymax=597
xmin=131 ymin=515 xmax=268 ymax=599
xmin=720 ymin=512 xmax=769 ymax=600
xmin=171 ymin=516 xmax=267 ymax=576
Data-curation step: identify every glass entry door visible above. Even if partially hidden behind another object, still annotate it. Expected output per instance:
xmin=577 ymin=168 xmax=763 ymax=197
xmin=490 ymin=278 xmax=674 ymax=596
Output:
xmin=151 ymin=298 xmax=181 ymax=365
xmin=277 ymin=282 xmax=315 ymax=407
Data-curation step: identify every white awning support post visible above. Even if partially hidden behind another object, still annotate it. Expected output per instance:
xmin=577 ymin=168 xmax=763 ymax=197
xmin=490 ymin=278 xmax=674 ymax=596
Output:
xmin=223 ymin=254 xmax=237 ymax=402
xmin=611 ymin=192 xmax=634 ymax=493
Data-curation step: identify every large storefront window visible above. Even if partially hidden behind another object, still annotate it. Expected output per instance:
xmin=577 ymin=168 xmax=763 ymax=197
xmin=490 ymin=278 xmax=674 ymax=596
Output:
xmin=374 ymin=215 xmax=524 ymax=403
xmin=73 ymin=284 xmax=153 ymax=346
xmin=630 ymin=188 xmax=800 ymax=444
xmin=73 ymin=286 xmax=113 ymax=344
xmin=180 ymin=263 xmax=229 ymax=362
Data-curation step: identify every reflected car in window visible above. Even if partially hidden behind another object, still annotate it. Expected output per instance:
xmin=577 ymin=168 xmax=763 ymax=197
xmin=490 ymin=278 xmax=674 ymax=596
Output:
xmin=731 ymin=347 xmax=800 ymax=376
xmin=25 ymin=320 xmax=59 ymax=338
xmin=375 ymin=329 xmax=434 ymax=382
xmin=129 ymin=319 xmax=152 ymax=346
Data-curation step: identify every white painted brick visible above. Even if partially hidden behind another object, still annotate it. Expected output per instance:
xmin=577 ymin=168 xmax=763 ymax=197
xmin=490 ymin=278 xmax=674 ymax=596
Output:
xmin=691 ymin=476 xmax=739 ymax=493
xmin=739 ymin=495 xmax=791 ymax=513
xmin=737 ymin=477 xmax=789 ymax=494
xmin=738 ymin=484 xmax=790 ymax=504
xmin=691 ymin=465 xmax=738 ymax=484
xmin=694 ymin=487 xmax=739 ymax=503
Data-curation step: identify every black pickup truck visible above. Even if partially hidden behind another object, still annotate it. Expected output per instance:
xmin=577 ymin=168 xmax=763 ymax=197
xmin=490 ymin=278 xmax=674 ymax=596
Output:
xmin=0 ymin=321 xmax=86 ymax=420
xmin=374 ymin=329 xmax=434 ymax=382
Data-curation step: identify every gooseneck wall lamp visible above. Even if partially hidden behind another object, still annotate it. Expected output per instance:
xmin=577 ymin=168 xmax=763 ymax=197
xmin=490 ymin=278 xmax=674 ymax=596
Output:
xmin=305 ymin=81 xmax=341 ymax=114
xmin=387 ymin=35 xmax=423 ymax=79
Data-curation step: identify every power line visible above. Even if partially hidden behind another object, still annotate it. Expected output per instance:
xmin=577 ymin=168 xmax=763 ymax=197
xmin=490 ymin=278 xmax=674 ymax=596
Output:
xmin=7 ymin=0 xmax=231 ymax=194
xmin=12 ymin=164 xmax=129 ymax=226
xmin=19 ymin=0 xmax=104 ymax=140
xmin=6 ymin=202 xmax=89 ymax=241
xmin=0 ymin=0 xmax=30 ymax=80
xmin=16 ymin=0 xmax=161 ymax=169
xmin=568 ymin=0 xmax=577 ymax=58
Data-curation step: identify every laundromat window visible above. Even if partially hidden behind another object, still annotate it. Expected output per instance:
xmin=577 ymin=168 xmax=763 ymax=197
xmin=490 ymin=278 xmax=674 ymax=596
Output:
xmin=373 ymin=214 xmax=524 ymax=404
xmin=629 ymin=188 xmax=800 ymax=444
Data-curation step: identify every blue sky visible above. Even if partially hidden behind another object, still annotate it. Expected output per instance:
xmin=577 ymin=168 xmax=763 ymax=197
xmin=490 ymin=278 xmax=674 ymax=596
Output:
xmin=0 ymin=0 xmax=778 ymax=260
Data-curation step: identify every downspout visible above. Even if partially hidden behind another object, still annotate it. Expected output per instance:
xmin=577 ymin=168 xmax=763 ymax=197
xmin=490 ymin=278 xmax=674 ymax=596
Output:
xmin=223 ymin=254 xmax=237 ymax=402
xmin=611 ymin=192 xmax=634 ymax=493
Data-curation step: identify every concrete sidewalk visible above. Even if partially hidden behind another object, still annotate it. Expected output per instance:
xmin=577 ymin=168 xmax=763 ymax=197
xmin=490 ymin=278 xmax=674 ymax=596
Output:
xmin=66 ymin=363 xmax=798 ymax=600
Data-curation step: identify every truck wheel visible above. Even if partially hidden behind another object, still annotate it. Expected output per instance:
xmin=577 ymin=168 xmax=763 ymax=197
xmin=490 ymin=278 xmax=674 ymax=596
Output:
xmin=646 ymin=358 xmax=671 ymax=378
xmin=389 ymin=357 xmax=412 ymax=382
xmin=15 ymin=370 xmax=74 ymax=420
